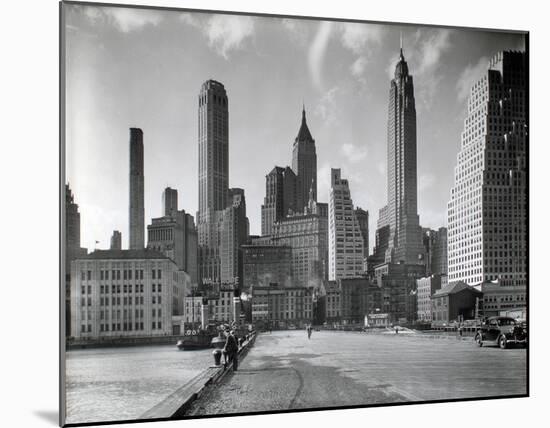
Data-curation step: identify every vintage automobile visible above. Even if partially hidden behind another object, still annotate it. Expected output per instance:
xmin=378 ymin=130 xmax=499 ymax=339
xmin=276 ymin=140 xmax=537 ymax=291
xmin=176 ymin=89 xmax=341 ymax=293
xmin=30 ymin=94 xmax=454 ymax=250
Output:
xmin=474 ymin=316 xmax=527 ymax=349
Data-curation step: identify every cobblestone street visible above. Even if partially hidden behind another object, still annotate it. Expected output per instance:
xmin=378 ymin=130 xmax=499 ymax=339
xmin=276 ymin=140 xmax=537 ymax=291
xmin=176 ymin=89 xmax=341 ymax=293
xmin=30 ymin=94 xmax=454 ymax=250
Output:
xmin=188 ymin=330 xmax=527 ymax=415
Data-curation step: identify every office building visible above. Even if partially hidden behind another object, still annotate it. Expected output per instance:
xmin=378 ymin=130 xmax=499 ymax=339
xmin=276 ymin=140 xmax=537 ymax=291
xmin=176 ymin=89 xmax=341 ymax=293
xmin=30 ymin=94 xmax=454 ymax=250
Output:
xmin=292 ymin=106 xmax=317 ymax=212
xmin=372 ymin=45 xmax=425 ymax=266
xmin=70 ymin=249 xmax=189 ymax=339
xmin=447 ymin=51 xmax=527 ymax=287
xmin=110 ymin=231 xmax=122 ymax=250
xmin=328 ymin=169 xmax=365 ymax=280
xmin=242 ymin=244 xmax=293 ymax=289
xmin=261 ymin=166 xmax=297 ymax=236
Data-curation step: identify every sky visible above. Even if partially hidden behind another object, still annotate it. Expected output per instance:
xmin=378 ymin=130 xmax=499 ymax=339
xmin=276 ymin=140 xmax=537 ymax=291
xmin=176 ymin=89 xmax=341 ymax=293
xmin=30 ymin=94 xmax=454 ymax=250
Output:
xmin=64 ymin=3 xmax=525 ymax=253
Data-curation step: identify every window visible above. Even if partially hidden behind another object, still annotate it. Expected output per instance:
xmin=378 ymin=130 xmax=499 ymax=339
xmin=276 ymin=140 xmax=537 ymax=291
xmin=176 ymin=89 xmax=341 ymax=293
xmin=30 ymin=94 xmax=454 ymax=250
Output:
xmin=81 ymin=271 xmax=85 ymax=281
xmin=157 ymin=269 xmax=162 ymax=279
xmin=158 ymin=284 xmax=162 ymax=293
xmin=152 ymin=269 xmax=156 ymax=279
xmin=87 ymin=271 xmax=91 ymax=281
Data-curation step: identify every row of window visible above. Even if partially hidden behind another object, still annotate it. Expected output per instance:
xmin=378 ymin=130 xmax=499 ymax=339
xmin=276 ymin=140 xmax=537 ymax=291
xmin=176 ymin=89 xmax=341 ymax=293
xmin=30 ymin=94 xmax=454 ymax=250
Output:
xmin=81 ymin=269 xmax=162 ymax=281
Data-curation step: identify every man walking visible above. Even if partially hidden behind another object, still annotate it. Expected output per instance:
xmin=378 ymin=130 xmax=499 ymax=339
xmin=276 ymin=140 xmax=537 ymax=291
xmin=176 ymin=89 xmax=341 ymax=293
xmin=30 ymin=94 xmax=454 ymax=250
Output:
xmin=307 ymin=324 xmax=312 ymax=340
xmin=224 ymin=329 xmax=239 ymax=371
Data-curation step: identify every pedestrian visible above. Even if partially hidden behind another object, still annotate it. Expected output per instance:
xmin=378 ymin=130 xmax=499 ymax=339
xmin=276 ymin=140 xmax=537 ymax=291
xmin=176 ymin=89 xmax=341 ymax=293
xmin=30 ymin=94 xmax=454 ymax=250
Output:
xmin=224 ymin=329 xmax=239 ymax=371
xmin=395 ymin=326 xmax=399 ymax=334
xmin=307 ymin=324 xmax=312 ymax=339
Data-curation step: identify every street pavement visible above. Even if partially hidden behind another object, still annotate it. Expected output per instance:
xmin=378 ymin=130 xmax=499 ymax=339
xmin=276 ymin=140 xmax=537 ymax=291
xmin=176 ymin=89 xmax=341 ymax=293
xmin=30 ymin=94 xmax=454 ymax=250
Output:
xmin=187 ymin=330 xmax=526 ymax=416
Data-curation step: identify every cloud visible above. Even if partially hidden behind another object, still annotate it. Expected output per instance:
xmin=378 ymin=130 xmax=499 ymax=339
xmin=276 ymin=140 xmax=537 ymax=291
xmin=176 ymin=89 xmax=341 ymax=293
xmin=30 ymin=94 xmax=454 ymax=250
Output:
xmin=415 ymin=29 xmax=452 ymax=76
xmin=340 ymin=23 xmax=384 ymax=55
xmin=339 ymin=23 xmax=385 ymax=84
xmin=180 ymin=13 xmax=255 ymax=59
xmin=308 ymin=21 xmax=334 ymax=90
xmin=341 ymin=143 xmax=368 ymax=163
xmin=83 ymin=6 xmax=163 ymax=33
xmin=350 ymin=56 xmax=368 ymax=85
xmin=281 ymin=18 xmax=310 ymax=46
xmin=314 ymin=86 xmax=340 ymax=125
xmin=456 ymin=56 xmax=489 ymax=102
xmin=204 ymin=15 xmax=255 ymax=59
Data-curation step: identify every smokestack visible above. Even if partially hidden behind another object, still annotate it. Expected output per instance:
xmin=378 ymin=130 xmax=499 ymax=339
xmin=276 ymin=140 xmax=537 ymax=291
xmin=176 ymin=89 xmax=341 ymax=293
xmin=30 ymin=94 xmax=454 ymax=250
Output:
xmin=201 ymin=297 xmax=208 ymax=330
xmin=129 ymin=128 xmax=144 ymax=249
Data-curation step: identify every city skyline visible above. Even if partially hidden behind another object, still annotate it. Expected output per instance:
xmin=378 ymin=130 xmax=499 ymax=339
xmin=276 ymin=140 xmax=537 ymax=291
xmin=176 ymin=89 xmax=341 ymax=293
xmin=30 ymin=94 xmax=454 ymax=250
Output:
xmin=64 ymin=4 xmax=525 ymax=252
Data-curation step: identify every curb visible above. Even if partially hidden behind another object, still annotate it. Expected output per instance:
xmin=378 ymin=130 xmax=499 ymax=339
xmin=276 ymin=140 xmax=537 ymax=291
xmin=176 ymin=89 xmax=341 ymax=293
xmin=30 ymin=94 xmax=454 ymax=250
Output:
xmin=139 ymin=332 xmax=257 ymax=420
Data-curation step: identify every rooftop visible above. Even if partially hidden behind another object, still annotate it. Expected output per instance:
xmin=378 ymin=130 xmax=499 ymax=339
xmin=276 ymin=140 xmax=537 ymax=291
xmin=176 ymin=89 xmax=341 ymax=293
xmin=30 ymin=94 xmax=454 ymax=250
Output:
xmin=77 ymin=249 xmax=170 ymax=261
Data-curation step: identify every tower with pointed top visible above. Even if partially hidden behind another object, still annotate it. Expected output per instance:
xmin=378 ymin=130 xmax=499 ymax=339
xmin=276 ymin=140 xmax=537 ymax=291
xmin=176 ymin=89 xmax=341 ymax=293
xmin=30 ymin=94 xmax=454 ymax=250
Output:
xmin=372 ymin=45 xmax=424 ymax=267
xmin=292 ymin=106 xmax=317 ymax=213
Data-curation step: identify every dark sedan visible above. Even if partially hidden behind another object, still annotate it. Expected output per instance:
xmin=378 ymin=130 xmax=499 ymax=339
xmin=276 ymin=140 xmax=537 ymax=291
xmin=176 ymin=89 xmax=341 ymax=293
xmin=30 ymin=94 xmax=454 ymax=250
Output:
xmin=474 ymin=316 xmax=527 ymax=349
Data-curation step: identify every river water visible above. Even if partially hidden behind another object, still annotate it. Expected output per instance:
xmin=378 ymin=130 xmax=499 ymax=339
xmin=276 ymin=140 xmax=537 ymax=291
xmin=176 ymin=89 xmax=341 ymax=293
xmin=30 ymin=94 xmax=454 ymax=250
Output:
xmin=65 ymin=344 xmax=212 ymax=425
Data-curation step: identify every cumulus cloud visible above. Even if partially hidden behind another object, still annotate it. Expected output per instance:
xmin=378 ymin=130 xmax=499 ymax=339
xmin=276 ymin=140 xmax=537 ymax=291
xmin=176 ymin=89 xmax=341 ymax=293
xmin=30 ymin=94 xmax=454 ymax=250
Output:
xmin=205 ymin=15 xmax=255 ymax=59
xmin=180 ymin=13 xmax=255 ymax=59
xmin=314 ymin=86 xmax=340 ymax=125
xmin=83 ymin=6 xmax=163 ymax=33
xmin=308 ymin=21 xmax=334 ymax=90
xmin=340 ymin=22 xmax=384 ymax=55
xmin=339 ymin=23 xmax=385 ymax=84
xmin=341 ymin=143 xmax=368 ymax=163
xmin=456 ymin=56 xmax=489 ymax=102
xmin=416 ymin=29 xmax=452 ymax=76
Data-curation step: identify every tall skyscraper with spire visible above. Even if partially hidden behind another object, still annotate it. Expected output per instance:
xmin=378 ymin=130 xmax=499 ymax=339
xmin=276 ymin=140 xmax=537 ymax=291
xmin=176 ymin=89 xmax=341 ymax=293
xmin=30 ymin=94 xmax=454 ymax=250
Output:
xmin=292 ymin=106 xmax=317 ymax=213
xmin=129 ymin=127 xmax=145 ymax=250
xmin=372 ymin=43 xmax=424 ymax=266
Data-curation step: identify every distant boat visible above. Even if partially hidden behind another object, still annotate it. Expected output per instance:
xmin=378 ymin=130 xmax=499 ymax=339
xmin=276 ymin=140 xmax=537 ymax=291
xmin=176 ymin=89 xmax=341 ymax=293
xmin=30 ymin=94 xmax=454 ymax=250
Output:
xmin=176 ymin=328 xmax=217 ymax=350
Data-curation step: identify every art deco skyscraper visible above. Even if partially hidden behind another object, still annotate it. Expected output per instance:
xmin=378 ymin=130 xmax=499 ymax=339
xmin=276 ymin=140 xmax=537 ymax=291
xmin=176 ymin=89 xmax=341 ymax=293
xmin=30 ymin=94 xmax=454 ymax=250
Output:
xmin=328 ymin=169 xmax=364 ymax=280
xmin=198 ymin=80 xmax=229 ymax=227
xmin=129 ymin=127 xmax=145 ymax=250
xmin=162 ymin=187 xmax=178 ymax=217
xmin=447 ymin=51 xmax=527 ymax=287
xmin=374 ymin=46 xmax=424 ymax=266
xmin=261 ymin=166 xmax=297 ymax=236
xmin=292 ymin=106 xmax=317 ymax=212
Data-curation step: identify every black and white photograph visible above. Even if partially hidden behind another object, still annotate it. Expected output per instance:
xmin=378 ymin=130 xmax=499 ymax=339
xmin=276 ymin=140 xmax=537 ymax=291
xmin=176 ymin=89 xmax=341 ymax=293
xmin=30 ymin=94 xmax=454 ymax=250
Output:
xmin=59 ymin=1 xmax=529 ymax=426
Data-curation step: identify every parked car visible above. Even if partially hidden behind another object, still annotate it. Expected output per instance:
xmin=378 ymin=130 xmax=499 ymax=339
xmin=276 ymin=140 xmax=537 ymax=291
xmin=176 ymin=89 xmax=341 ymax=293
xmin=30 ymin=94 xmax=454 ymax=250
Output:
xmin=474 ymin=316 xmax=527 ymax=349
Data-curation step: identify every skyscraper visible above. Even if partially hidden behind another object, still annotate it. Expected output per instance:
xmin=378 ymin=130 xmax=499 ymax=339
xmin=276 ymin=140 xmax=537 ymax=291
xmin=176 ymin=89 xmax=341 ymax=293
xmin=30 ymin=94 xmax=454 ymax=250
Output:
xmin=110 ymin=230 xmax=122 ymax=250
xmin=328 ymin=169 xmax=364 ymax=280
xmin=129 ymin=128 xmax=145 ymax=250
xmin=261 ymin=166 xmax=297 ymax=236
xmin=220 ymin=188 xmax=249 ymax=284
xmin=198 ymin=79 xmax=229 ymax=222
xmin=422 ymin=227 xmax=448 ymax=276
xmin=162 ymin=187 xmax=178 ymax=217
xmin=373 ymin=46 xmax=424 ymax=266
xmin=292 ymin=106 xmax=317 ymax=213
xmin=147 ymin=188 xmax=198 ymax=284
xmin=197 ymin=80 xmax=229 ymax=284
xmin=355 ymin=207 xmax=369 ymax=270
xmin=447 ymin=51 xmax=527 ymax=287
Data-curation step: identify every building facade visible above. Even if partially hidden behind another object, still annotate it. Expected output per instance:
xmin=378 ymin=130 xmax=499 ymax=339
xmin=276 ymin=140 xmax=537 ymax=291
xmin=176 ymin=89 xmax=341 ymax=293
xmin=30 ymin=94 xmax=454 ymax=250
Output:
xmin=328 ymin=169 xmax=365 ymax=280
xmin=110 ymin=230 xmax=122 ymax=250
xmin=355 ymin=207 xmax=369 ymax=269
xmin=129 ymin=128 xmax=145 ymax=250
xmin=261 ymin=166 xmax=297 ymax=236
xmin=373 ymin=47 xmax=425 ymax=266
xmin=431 ymin=281 xmax=483 ymax=326
xmin=292 ymin=106 xmax=317 ymax=213
xmin=479 ymin=281 xmax=526 ymax=317
xmin=242 ymin=244 xmax=292 ymax=289
xmin=197 ymin=80 xmax=229 ymax=285
xmin=447 ymin=51 xmax=527 ymax=287
xmin=65 ymin=184 xmax=88 ymax=336
xmin=271 ymin=195 xmax=328 ymax=288
xmin=416 ymin=274 xmax=443 ymax=322
xmin=162 ymin=187 xmax=178 ymax=217
xmin=70 ymin=249 xmax=189 ymax=339
xmin=422 ymin=227 xmax=448 ymax=276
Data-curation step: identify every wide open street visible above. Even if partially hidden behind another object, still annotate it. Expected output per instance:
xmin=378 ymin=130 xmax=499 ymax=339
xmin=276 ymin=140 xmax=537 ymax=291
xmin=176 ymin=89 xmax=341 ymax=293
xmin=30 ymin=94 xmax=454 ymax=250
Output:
xmin=188 ymin=330 xmax=527 ymax=415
